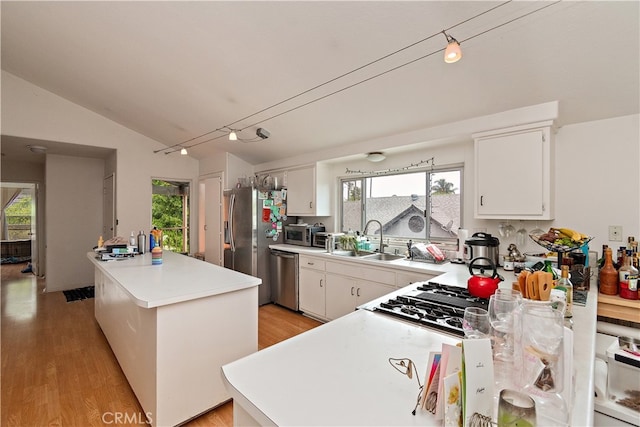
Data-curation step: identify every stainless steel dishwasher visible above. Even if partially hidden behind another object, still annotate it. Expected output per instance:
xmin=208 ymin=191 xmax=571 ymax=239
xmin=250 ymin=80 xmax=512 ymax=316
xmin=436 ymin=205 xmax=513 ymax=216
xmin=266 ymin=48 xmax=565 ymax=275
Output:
xmin=269 ymin=249 xmax=299 ymax=311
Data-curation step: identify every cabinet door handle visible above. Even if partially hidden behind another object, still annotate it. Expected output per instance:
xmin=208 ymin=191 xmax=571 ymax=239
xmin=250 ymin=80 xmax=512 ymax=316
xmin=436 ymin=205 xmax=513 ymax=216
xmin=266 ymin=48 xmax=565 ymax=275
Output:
xmin=480 ymin=195 xmax=484 ymax=206
xmin=356 ymin=288 xmax=361 ymax=297
xmin=309 ymin=201 xmax=313 ymax=209
xmin=350 ymin=286 xmax=355 ymax=296
xmin=308 ymin=262 xmax=314 ymax=266
xmin=320 ymin=279 xmax=323 ymax=287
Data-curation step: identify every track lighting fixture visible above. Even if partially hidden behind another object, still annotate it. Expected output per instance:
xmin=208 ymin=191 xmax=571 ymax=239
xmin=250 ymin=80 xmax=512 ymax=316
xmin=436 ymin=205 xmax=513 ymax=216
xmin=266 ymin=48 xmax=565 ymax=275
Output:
xmin=155 ymin=2 xmax=561 ymax=156
xmin=180 ymin=148 xmax=188 ymax=155
xmin=442 ymin=31 xmax=462 ymax=63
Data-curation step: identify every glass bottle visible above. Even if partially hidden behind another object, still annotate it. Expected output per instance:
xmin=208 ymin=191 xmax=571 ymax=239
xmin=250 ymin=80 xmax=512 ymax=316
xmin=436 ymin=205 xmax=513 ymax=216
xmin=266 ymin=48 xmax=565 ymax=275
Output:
xmin=555 ymin=265 xmax=573 ymax=319
xmin=599 ymin=247 xmax=618 ymax=295
xmin=619 ymin=250 xmax=638 ymax=300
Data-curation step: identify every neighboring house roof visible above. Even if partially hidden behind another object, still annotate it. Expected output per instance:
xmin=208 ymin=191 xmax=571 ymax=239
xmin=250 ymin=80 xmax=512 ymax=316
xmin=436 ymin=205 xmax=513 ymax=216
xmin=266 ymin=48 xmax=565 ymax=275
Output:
xmin=343 ymin=194 xmax=460 ymax=238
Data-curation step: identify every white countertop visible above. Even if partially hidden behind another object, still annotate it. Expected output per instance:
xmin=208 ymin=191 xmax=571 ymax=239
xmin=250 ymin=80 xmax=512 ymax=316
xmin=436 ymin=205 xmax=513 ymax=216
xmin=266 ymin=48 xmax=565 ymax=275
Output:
xmin=87 ymin=250 xmax=261 ymax=308
xmin=223 ymin=309 xmax=461 ymax=426
xmin=231 ymin=244 xmax=598 ymax=426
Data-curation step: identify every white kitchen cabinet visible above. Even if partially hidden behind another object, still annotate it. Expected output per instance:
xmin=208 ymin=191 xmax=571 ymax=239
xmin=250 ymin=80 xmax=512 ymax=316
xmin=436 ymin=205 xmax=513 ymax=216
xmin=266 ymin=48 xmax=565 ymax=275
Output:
xmin=473 ymin=121 xmax=555 ymax=220
xmin=299 ymin=255 xmax=327 ymax=320
xmin=324 ymin=260 xmax=395 ymax=320
xmin=286 ymin=164 xmax=331 ymax=216
xmin=325 ymin=273 xmax=394 ymax=320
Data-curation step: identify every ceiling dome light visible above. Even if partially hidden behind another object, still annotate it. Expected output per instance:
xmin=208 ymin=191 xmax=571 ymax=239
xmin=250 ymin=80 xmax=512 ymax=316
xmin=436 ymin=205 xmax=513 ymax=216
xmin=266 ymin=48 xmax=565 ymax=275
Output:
xmin=229 ymin=131 xmax=238 ymax=141
xmin=442 ymin=31 xmax=462 ymax=64
xmin=27 ymin=145 xmax=48 ymax=154
xmin=180 ymin=148 xmax=188 ymax=155
xmin=366 ymin=152 xmax=386 ymax=162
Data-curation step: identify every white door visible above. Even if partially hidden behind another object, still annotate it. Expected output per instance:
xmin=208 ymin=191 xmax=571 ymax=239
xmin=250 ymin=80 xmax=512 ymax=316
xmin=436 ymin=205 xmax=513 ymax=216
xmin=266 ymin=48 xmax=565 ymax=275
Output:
xmin=28 ymin=184 xmax=38 ymax=276
xmin=103 ymin=174 xmax=115 ymax=239
xmin=203 ymin=175 xmax=223 ymax=265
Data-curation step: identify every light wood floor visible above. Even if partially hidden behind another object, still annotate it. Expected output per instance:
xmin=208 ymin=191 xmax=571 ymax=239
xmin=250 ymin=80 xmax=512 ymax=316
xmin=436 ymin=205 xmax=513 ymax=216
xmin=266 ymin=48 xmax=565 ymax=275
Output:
xmin=1 ymin=262 xmax=321 ymax=426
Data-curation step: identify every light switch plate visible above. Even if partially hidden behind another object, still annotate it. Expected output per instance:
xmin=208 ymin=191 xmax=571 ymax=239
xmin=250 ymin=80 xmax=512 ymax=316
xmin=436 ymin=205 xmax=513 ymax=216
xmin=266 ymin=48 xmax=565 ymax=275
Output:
xmin=609 ymin=225 xmax=622 ymax=241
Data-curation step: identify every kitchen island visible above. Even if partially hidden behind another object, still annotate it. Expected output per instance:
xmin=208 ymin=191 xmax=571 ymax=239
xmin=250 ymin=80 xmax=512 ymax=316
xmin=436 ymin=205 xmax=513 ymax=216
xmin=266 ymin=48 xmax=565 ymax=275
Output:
xmin=87 ymin=250 xmax=261 ymax=427
xmin=222 ymin=247 xmax=598 ymax=426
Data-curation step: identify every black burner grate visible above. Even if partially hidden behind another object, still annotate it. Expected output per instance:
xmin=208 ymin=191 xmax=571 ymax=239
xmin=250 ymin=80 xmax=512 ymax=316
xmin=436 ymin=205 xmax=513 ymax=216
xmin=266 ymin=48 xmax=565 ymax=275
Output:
xmin=372 ymin=281 xmax=489 ymax=336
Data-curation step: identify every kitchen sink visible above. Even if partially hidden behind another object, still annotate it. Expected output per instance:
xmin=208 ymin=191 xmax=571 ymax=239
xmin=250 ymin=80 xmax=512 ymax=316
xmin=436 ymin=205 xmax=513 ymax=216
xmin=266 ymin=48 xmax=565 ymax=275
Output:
xmin=362 ymin=253 xmax=405 ymax=262
xmin=332 ymin=250 xmax=375 ymax=258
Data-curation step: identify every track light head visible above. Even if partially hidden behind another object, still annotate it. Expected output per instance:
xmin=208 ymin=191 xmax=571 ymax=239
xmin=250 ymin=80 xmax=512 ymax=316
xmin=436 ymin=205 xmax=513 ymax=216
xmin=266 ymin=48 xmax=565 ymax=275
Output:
xmin=256 ymin=128 xmax=270 ymax=140
xmin=442 ymin=31 xmax=462 ymax=63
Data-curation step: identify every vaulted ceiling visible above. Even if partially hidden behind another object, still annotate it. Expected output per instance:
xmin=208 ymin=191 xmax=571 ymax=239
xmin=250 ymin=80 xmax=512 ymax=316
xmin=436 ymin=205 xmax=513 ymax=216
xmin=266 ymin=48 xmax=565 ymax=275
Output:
xmin=2 ymin=1 xmax=638 ymax=165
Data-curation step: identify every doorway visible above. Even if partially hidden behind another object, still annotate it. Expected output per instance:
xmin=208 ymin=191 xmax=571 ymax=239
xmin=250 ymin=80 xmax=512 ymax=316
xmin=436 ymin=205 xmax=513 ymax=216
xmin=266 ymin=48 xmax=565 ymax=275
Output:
xmin=151 ymin=179 xmax=190 ymax=253
xmin=1 ymin=182 xmax=39 ymax=275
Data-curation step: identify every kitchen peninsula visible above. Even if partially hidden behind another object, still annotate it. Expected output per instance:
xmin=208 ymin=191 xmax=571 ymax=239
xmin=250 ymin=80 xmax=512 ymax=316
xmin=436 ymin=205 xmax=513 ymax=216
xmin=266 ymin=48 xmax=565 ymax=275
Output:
xmin=87 ymin=250 xmax=261 ymax=427
xmin=222 ymin=249 xmax=597 ymax=427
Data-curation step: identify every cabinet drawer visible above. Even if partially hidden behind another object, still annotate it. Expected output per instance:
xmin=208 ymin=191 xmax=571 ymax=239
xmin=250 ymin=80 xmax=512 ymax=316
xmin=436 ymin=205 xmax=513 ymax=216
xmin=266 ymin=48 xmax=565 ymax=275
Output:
xmin=326 ymin=260 xmax=396 ymax=286
xmin=396 ymin=271 xmax=436 ymax=287
xmin=299 ymin=255 xmax=325 ymax=271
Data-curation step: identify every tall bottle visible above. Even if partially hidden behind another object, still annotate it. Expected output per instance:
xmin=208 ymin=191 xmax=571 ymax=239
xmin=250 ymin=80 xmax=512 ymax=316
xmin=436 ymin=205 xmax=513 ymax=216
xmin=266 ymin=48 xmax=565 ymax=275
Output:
xmin=555 ymin=265 xmax=573 ymax=319
xmin=137 ymin=231 xmax=146 ymax=254
xmin=599 ymin=247 xmax=618 ymax=295
xmin=129 ymin=231 xmax=136 ymax=247
xmin=619 ymin=250 xmax=638 ymax=300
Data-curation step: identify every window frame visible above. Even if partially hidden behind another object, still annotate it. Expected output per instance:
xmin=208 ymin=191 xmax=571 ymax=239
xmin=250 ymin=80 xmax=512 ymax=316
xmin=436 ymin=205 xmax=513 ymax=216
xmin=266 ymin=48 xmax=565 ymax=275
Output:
xmin=339 ymin=164 xmax=463 ymax=243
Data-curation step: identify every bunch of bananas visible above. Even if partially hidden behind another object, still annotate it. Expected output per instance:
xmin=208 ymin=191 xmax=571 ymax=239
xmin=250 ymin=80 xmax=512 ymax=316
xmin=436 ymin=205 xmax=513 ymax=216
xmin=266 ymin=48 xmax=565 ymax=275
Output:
xmin=550 ymin=227 xmax=590 ymax=243
xmin=537 ymin=227 xmax=590 ymax=247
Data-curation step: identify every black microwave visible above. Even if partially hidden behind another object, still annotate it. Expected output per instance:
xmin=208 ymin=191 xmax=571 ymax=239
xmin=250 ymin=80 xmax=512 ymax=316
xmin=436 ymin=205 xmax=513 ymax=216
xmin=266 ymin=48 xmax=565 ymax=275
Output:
xmin=284 ymin=224 xmax=325 ymax=246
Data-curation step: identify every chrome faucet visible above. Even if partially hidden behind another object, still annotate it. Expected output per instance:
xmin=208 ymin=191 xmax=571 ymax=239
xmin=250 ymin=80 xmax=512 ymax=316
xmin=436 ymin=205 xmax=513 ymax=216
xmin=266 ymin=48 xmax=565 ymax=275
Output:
xmin=363 ymin=219 xmax=386 ymax=253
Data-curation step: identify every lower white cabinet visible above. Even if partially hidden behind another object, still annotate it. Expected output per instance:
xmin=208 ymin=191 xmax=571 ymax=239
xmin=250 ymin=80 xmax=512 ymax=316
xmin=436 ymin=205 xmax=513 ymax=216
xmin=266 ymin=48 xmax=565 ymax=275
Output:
xmin=325 ymin=273 xmax=394 ymax=320
xmin=299 ymin=255 xmax=327 ymax=320
xmin=297 ymin=254 xmax=437 ymax=322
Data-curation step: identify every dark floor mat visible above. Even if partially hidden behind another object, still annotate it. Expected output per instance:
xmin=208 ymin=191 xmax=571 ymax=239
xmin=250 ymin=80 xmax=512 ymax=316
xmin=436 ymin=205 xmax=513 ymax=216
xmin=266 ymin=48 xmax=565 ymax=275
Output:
xmin=63 ymin=286 xmax=95 ymax=302
xmin=1 ymin=256 xmax=31 ymax=264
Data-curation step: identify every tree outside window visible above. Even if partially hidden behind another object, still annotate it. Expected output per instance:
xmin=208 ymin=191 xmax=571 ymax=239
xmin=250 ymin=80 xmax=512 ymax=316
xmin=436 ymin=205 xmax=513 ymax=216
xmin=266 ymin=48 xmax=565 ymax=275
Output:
xmin=152 ymin=179 xmax=190 ymax=253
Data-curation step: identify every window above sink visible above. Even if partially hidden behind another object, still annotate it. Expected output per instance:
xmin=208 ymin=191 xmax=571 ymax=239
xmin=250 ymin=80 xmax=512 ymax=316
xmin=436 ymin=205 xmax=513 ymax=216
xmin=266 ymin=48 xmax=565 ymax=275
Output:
xmin=340 ymin=166 xmax=463 ymax=244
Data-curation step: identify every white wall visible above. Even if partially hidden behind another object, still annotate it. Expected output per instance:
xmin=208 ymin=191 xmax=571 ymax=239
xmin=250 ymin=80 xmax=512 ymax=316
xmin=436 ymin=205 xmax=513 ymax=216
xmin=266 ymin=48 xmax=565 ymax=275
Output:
xmin=46 ymin=154 xmax=104 ymax=291
xmin=312 ymin=114 xmax=640 ymax=260
xmin=199 ymin=152 xmax=253 ymax=190
xmin=2 ymin=71 xmax=201 ymax=291
xmin=554 ymin=115 xmax=639 ymax=254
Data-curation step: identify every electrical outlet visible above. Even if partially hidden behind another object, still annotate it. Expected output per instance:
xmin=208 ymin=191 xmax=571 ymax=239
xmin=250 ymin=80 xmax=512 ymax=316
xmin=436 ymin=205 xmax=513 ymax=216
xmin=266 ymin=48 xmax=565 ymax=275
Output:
xmin=609 ymin=225 xmax=622 ymax=241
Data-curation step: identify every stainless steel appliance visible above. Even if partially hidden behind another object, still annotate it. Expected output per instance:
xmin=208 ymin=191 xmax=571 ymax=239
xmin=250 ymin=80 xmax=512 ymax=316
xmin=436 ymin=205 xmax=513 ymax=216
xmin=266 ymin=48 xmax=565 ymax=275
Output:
xmin=283 ymin=224 xmax=325 ymax=246
xmin=464 ymin=232 xmax=500 ymax=267
xmin=224 ymin=187 xmax=296 ymax=305
xmin=269 ymin=249 xmax=299 ymax=311
xmin=312 ymin=231 xmax=343 ymax=249
xmin=370 ymin=281 xmax=489 ymax=337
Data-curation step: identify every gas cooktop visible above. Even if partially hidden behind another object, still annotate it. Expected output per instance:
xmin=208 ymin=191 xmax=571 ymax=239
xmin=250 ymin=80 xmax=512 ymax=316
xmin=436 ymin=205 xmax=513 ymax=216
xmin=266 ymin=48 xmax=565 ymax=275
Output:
xmin=372 ymin=281 xmax=489 ymax=337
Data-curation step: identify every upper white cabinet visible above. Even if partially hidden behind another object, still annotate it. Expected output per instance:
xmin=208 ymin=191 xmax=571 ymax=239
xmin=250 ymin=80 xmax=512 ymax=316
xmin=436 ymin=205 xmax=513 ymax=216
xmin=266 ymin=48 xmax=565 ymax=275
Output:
xmin=286 ymin=164 xmax=331 ymax=217
xmin=473 ymin=121 xmax=555 ymax=220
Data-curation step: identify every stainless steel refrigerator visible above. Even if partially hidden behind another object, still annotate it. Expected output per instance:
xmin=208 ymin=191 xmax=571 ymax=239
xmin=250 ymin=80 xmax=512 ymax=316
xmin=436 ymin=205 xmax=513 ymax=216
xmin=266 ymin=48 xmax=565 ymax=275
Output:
xmin=223 ymin=186 xmax=295 ymax=305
